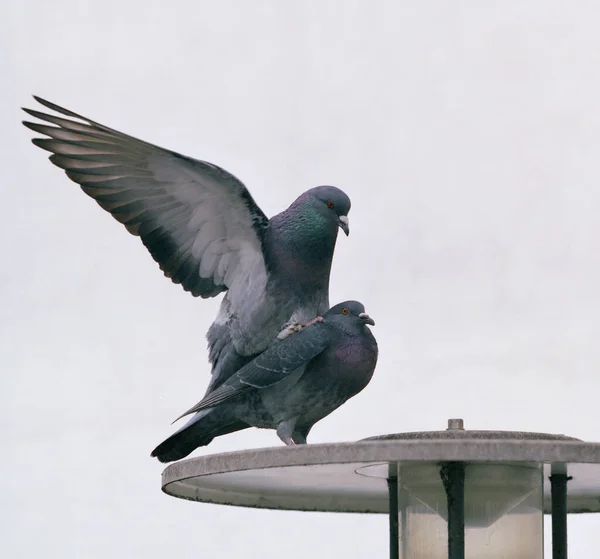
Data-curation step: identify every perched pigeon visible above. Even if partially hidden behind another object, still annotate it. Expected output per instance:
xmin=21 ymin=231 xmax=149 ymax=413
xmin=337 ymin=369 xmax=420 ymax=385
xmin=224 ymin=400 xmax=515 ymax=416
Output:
xmin=151 ymin=301 xmax=378 ymax=463
xmin=22 ymin=97 xmax=351 ymax=393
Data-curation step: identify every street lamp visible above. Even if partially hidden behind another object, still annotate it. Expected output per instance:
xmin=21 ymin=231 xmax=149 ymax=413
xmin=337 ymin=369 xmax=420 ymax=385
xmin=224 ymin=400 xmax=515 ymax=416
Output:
xmin=160 ymin=419 xmax=600 ymax=558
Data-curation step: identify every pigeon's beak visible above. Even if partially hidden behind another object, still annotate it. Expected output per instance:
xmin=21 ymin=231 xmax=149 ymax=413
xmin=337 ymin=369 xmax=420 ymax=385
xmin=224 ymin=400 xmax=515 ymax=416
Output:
xmin=359 ymin=312 xmax=375 ymax=326
xmin=338 ymin=215 xmax=350 ymax=236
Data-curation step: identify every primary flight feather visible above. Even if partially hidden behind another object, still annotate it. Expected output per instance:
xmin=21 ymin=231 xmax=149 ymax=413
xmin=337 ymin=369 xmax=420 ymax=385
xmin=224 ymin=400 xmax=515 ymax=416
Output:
xmin=22 ymin=97 xmax=351 ymax=392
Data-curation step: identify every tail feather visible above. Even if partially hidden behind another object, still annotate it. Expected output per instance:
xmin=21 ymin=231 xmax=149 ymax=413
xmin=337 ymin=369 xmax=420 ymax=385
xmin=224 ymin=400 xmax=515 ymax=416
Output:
xmin=151 ymin=410 xmax=249 ymax=463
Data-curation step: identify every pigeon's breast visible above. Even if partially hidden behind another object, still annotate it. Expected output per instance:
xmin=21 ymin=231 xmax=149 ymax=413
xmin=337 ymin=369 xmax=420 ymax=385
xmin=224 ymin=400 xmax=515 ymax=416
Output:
xmin=334 ymin=340 xmax=378 ymax=389
xmin=281 ymin=340 xmax=378 ymax=429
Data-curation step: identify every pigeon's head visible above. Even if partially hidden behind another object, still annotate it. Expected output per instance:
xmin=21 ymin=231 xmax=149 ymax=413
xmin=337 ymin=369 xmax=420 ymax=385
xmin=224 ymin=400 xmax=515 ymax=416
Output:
xmin=306 ymin=185 xmax=351 ymax=236
xmin=324 ymin=300 xmax=375 ymax=331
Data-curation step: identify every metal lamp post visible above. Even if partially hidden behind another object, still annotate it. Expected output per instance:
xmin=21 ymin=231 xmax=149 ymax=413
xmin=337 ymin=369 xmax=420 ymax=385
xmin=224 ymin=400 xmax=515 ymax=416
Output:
xmin=160 ymin=419 xmax=600 ymax=558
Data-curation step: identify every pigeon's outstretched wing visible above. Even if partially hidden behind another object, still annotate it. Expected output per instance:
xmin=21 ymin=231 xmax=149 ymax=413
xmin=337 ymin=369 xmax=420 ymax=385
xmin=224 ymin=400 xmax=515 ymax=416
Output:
xmin=173 ymin=322 xmax=331 ymax=420
xmin=22 ymin=96 xmax=270 ymax=298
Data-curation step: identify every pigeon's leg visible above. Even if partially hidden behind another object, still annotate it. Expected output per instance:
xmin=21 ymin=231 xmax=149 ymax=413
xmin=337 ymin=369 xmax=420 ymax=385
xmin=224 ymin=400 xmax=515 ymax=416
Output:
xmin=291 ymin=432 xmax=308 ymax=445
xmin=277 ymin=316 xmax=324 ymax=340
xmin=292 ymin=424 xmax=311 ymax=445
xmin=276 ymin=420 xmax=298 ymax=446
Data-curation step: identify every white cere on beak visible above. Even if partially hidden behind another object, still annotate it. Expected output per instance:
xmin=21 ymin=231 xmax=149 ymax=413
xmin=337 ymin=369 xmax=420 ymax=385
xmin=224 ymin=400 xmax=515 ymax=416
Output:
xmin=339 ymin=215 xmax=349 ymax=227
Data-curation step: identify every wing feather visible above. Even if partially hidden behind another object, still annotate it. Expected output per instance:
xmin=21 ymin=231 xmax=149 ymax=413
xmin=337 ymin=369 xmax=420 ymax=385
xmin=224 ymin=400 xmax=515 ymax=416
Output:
xmin=173 ymin=323 xmax=331 ymax=421
xmin=23 ymin=96 xmax=270 ymax=298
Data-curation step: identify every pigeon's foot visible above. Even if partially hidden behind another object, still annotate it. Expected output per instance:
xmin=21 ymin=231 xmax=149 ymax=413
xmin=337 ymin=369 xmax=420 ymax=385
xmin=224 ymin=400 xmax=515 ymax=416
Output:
xmin=277 ymin=322 xmax=304 ymax=340
xmin=277 ymin=316 xmax=324 ymax=340
xmin=282 ymin=438 xmax=296 ymax=446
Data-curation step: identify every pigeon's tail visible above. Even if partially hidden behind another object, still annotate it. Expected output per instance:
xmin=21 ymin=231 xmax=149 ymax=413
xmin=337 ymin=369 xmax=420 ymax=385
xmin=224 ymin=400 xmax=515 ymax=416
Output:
xmin=151 ymin=410 xmax=249 ymax=463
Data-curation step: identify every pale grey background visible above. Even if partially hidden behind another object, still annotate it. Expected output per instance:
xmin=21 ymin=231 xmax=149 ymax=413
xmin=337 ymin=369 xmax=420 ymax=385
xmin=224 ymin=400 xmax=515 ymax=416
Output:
xmin=2 ymin=1 xmax=599 ymax=557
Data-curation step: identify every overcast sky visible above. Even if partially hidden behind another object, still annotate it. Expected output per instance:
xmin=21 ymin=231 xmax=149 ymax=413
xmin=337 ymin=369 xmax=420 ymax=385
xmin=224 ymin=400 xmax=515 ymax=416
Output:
xmin=3 ymin=1 xmax=600 ymax=557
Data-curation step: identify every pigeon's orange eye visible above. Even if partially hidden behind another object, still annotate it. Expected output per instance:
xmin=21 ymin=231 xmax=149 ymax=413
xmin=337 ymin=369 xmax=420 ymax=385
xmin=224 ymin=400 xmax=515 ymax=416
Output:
xmin=341 ymin=307 xmax=349 ymax=315
xmin=327 ymin=201 xmax=335 ymax=208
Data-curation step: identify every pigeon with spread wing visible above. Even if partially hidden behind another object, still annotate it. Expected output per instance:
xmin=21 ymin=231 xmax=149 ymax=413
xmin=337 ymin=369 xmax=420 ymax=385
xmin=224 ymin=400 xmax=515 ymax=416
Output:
xmin=22 ymin=97 xmax=351 ymax=393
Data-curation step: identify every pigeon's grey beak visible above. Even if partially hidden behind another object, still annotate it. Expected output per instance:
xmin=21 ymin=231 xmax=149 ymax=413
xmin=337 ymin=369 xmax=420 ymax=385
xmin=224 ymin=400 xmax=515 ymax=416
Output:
xmin=338 ymin=215 xmax=350 ymax=236
xmin=359 ymin=312 xmax=375 ymax=326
